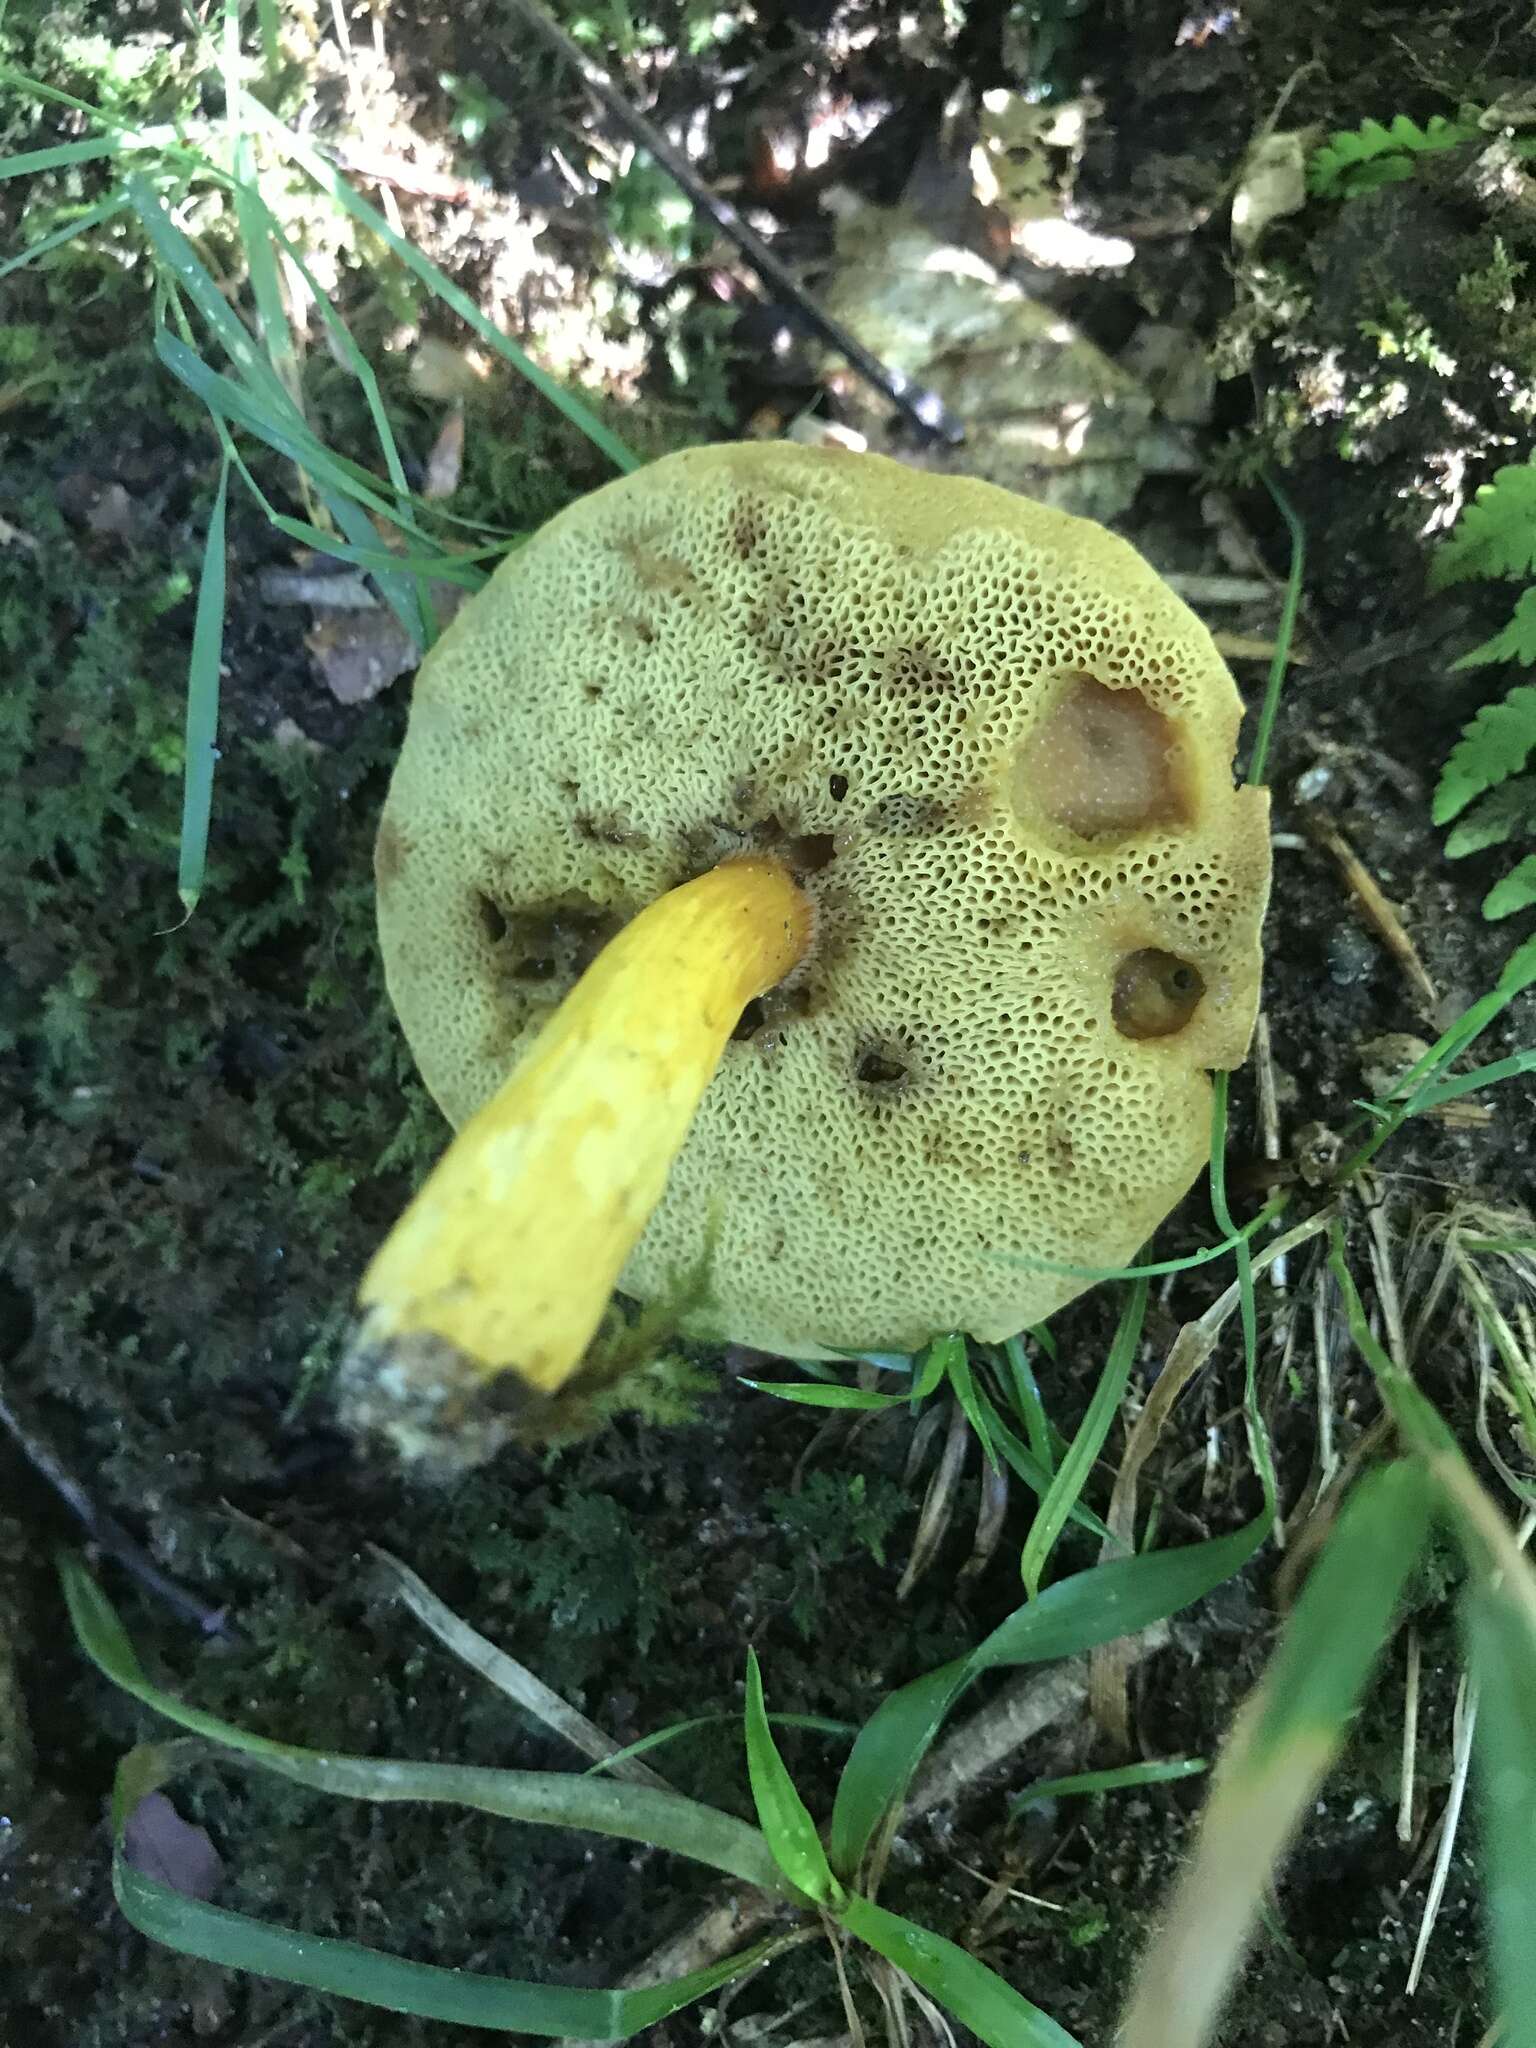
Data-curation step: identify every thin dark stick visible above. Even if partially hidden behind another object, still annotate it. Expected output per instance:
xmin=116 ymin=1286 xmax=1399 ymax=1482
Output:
xmin=500 ymin=0 xmax=967 ymax=447
xmin=0 ymin=1379 xmax=235 ymax=1638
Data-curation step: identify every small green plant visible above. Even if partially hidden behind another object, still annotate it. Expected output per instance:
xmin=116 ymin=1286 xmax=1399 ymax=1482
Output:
xmin=1431 ymin=459 xmax=1536 ymax=918
xmin=763 ymin=1472 xmax=911 ymax=1634
xmin=466 ymin=1493 xmax=669 ymax=1689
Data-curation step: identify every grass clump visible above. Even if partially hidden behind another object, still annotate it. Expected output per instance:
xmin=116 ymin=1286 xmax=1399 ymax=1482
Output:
xmin=63 ymin=1474 xmax=1267 ymax=2047
xmin=2 ymin=0 xmax=651 ymax=917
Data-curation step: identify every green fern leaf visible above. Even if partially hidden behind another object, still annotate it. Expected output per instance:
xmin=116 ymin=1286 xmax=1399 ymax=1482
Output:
xmin=1308 ymin=112 xmax=1474 ymax=199
xmin=1454 ymin=588 xmax=1536 ymax=669
xmin=1433 ymin=685 xmax=1536 ymax=824
xmin=1445 ymin=773 xmax=1536 ymax=856
xmin=1484 ymin=854 xmax=1536 ymax=920
xmin=1431 ymin=461 xmax=1536 ymax=588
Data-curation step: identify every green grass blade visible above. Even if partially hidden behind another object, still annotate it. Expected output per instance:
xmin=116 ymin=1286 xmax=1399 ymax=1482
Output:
xmin=946 ymin=1343 xmax=999 ymax=1469
xmin=153 ymin=331 xmax=432 ymax=644
xmin=234 ymin=92 xmax=642 ymax=475
xmin=316 ymin=486 xmax=429 ymax=648
xmin=220 ymin=3 xmax=303 ymax=411
xmin=1247 ymin=471 xmax=1305 ymax=788
xmin=263 ymin=210 xmax=416 ymax=506
xmin=126 ymin=174 xmax=292 ymax=415
xmin=829 ymin=1660 xmax=967 ymax=1880
xmin=176 ymin=450 xmax=231 ymax=917
xmin=584 ymin=1712 xmax=854 ymax=1777
xmin=829 ymin=1513 xmax=1269 ymax=1879
xmin=915 ymin=1332 xmax=962 ymax=1399
xmin=1341 ymin=931 xmax=1536 ymax=1176
xmin=1118 ymin=1461 xmax=1432 ymax=2048
xmin=982 ymin=1408 xmax=1113 ymax=1540
xmin=743 ymin=1651 xmax=839 ymax=1905
xmin=1327 ymin=1232 xmax=1464 ymax=1462
xmin=1021 ymin=1280 xmax=1147 ymax=1597
xmin=972 ymin=1518 xmax=1270 ymax=1673
xmin=1410 ymin=1048 xmax=1536 ymax=1113
xmin=742 ymin=1379 xmax=914 ymax=1412
xmin=62 ymin=1556 xmax=788 ymax=1893
xmin=1207 ymin=1074 xmax=1276 ymax=1512
xmin=1464 ymin=1589 xmax=1536 ymax=2048
xmin=252 ymin=0 xmax=282 ymax=69
xmin=1009 ymin=1198 xmax=1289 ymax=1284
xmin=111 ymin=1757 xmax=778 ymax=2036
xmin=0 ymin=191 xmax=125 ymax=282
xmin=1011 ymin=1757 xmax=1206 ymax=1813
xmin=263 ymin=513 xmax=491 ymax=581
xmin=841 ymin=1895 xmax=1081 ymax=2048
xmin=220 ymin=440 xmax=485 ymax=613
xmin=0 ymin=135 xmax=127 ymax=175
xmin=1001 ymin=1334 xmax=1056 ymax=1472
xmin=229 ymin=152 xmax=302 ymax=401
xmin=0 ymin=62 xmax=187 ymax=137
xmin=152 ymin=331 xmax=427 ymax=539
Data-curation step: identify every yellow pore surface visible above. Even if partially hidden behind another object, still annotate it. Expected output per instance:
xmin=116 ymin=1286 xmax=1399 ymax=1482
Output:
xmin=375 ymin=442 xmax=1272 ymax=1358
xmin=358 ymin=858 xmax=810 ymax=1389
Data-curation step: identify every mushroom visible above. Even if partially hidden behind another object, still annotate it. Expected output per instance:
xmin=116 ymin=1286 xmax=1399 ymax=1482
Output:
xmin=343 ymin=442 xmax=1270 ymax=1465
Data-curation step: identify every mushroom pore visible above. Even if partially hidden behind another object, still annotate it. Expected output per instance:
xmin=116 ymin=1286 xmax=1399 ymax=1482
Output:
xmin=346 ymin=442 xmax=1270 ymax=1459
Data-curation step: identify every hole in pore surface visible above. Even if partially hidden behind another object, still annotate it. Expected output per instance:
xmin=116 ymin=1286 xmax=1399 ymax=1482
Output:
xmin=476 ymin=894 xmax=509 ymax=944
xmin=732 ymin=997 xmax=768 ymax=1042
xmin=492 ymin=899 xmax=623 ymax=990
xmin=1013 ymin=676 xmax=1190 ymax=841
xmin=856 ymin=1047 xmax=910 ymax=1087
xmin=1112 ymin=949 xmax=1206 ymax=1040
xmin=785 ymin=832 xmax=837 ymax=875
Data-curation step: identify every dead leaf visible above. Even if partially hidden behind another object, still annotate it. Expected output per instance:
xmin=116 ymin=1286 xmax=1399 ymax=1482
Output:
xmin=307 ymin=583 xmax=469 ymax=705
xmin=1231 ymin=132 xmax=1308 ymax=253
xmin=819 ymin=209 xmax=1157 ymax=521
xmin=307 ymin=610 xmax=421 ymax=706
xmin=121 ymin=1792 xmax=224 ymax=1901
xmin=57 ymin=473 xmax=147 ymax=545
xmin=423 ymin=408 xmax=465 ymax=501
xmin=410 ymin=338 xmax=491 ymax=402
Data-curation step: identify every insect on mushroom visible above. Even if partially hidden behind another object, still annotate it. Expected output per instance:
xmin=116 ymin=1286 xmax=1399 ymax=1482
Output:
xmin=340 ymin=442 xmax=1271 ymax=1467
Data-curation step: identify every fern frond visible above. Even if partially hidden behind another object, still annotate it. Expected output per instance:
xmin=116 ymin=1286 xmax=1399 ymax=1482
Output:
xmin=1434 ymin=685 xmax=1536 ymax=824
xmin=1484 ymin=854 xmax=1536 ymax=920
xmin=1445 ymin=773 xmax=1536 ymax=857
xmin=1453 ymin=588 xmax=1536 ymax=670
xmin=1308 ymin=113 xmax=1475 ymax=199
xmin=1432 ymin=461 xmax=1536 ymax=589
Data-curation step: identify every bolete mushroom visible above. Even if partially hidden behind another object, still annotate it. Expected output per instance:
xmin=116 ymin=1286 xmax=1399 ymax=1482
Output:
xmin=343 ymin=442 xmax=1270 ymax=1464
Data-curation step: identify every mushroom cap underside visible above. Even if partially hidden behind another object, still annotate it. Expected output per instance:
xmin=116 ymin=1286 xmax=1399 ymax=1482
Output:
xmin=376 ymin=441 xmax=1271 ymax=1357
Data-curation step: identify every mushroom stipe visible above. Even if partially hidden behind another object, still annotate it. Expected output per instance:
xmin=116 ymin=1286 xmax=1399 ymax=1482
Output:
xmin=341 ymin=856 xmax=811 ymax=1467
xmin=341 ymin=442 xmax=1271 ymax=1468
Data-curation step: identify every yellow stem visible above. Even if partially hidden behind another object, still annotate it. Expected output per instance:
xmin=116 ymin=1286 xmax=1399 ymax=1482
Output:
xmin=356 ymin=856 xmax=812 ymax=1399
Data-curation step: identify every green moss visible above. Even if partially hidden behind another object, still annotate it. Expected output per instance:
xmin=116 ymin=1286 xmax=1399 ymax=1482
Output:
xmin=467 ymin=1492 xmax=669 ymax=1688
xmin=763 ymin=1471 xmax=912 ymax=1635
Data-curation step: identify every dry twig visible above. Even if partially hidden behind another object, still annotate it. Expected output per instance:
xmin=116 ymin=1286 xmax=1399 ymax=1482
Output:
xmin=495 ymin=0 xmax=964 ymax=444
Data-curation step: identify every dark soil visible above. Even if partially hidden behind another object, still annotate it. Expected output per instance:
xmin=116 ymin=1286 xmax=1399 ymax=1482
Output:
xmin=4 ymin=3 xmax=1535 ymax=2046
